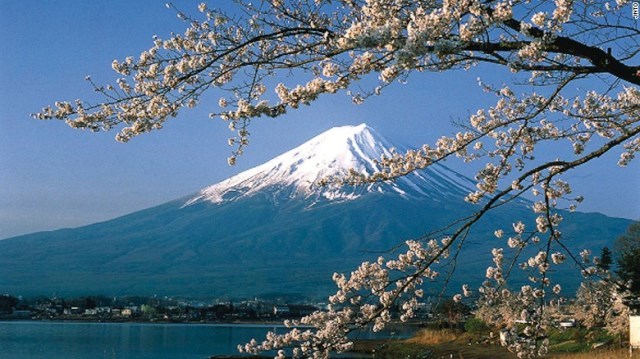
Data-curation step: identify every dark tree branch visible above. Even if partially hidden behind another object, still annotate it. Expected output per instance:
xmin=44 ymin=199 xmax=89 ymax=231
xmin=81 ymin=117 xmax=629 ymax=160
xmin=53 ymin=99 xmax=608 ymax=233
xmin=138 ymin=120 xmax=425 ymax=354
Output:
xmin=501 ymin=18 xmax=640 ymax=85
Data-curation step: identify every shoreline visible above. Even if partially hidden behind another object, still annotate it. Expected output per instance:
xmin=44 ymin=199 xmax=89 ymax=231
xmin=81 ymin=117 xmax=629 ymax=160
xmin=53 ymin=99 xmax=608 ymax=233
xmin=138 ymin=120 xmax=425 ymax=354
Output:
xmin=0 ymin=318 xmax=421 ymax=334
xmin=0 ymin=317 xmax=422 ymax=331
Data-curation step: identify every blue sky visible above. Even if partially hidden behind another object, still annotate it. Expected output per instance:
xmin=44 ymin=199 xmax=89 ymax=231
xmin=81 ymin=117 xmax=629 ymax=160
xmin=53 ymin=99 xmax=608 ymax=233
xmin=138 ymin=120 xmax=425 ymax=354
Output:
xmin=1 ymin=1 xmax=638 ymax=239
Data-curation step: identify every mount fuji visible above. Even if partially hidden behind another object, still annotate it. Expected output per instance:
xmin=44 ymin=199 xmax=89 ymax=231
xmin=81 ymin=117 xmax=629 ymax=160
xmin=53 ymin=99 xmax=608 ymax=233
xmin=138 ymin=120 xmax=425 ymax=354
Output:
xmin=0 ymin=124 xmax=631 ymax=298
xmin=186 ymin=124 xmax=473 ymax=206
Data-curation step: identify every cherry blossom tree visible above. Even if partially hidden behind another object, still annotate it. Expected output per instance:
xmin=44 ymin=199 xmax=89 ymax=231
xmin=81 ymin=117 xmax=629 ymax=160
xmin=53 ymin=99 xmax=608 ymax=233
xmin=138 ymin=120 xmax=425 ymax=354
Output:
xmin=572 ymin=249 xmax=626 ymax=331
xmin=34 ymin=1 xmax=639 ymax=357
xmin=572 ymin=279 xmax=629 ymax=333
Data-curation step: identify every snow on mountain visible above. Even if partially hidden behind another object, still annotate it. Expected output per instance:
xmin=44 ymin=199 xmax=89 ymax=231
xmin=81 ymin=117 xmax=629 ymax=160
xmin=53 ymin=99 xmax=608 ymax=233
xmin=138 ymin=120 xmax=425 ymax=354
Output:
xmin=185 ymin=123 xmax=475 ymax=206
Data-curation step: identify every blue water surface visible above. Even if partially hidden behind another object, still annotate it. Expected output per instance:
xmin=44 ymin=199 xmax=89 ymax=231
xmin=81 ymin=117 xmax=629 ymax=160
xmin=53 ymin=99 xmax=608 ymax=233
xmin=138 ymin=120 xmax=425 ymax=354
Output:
xmin=0 ymin=321 xmax=412 ymax=358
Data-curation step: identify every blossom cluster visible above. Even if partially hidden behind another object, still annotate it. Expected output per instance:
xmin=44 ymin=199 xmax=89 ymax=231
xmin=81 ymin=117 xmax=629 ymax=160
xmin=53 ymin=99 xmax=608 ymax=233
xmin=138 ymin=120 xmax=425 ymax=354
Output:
xmin=34 ymin=0 xmax=638 ymax=152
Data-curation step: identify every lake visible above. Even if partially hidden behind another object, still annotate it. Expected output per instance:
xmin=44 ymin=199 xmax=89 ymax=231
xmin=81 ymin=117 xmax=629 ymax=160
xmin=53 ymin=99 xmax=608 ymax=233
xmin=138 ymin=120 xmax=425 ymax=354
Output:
xmin=0 ymin=321 xmax=414 ymax=358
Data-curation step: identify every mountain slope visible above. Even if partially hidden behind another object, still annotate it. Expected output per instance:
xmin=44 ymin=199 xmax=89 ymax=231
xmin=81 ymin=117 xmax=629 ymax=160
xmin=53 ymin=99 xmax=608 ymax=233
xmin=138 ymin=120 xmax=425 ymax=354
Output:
xmin=0 ymin=124 xmax=632 ymax=298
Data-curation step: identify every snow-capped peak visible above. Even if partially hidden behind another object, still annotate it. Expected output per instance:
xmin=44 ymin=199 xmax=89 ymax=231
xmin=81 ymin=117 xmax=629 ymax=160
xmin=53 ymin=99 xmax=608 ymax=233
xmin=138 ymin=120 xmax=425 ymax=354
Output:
xmin=185 ymin=123 xmax=474 ymax=206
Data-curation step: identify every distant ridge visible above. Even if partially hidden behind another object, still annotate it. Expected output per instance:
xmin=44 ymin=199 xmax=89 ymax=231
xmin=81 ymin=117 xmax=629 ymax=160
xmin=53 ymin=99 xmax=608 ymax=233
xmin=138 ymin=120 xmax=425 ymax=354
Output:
xmin=0 ymin=124 xmax=632 ymax=298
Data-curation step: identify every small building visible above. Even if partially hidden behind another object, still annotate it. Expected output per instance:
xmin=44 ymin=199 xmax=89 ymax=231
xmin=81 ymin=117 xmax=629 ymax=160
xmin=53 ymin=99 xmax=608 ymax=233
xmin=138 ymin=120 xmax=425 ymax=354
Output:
xmin=96 ymin=307 xmax=112 ymax=314
xmin=64 ymin=307 xmax=83 ymax=315
xmin=273 ymin=306 xmax=290 ymax=316
xmin=120 ymin=306 xmax=139 ymax=317
xmin=559 ymin=318 xmax=576 ymax=328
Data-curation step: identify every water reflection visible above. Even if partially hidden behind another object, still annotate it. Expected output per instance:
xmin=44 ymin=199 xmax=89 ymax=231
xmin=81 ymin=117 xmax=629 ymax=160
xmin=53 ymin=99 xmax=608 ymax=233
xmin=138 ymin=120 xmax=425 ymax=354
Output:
xmin=0 ymin=321 xmax=414 ymax=358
